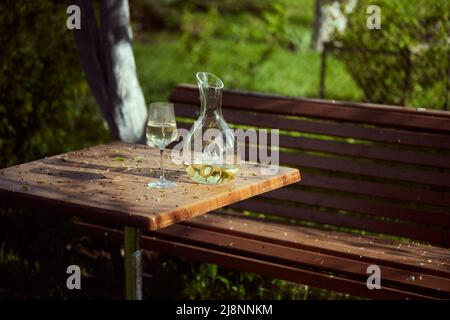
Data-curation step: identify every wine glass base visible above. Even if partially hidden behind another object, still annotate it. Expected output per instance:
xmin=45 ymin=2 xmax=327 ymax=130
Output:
xmin=147 ymin=179 xmax=176 ymax=189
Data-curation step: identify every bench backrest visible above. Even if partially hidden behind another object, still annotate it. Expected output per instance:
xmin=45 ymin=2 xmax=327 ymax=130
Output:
xmin=170 ymin=84 xmax=450 ymax=247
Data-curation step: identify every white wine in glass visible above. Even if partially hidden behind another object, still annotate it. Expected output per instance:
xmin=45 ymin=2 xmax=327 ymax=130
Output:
xmin=146 ymin=122 xmax=177 ymax=149
xmin=146 ymin=102 xmax=178 ymax=189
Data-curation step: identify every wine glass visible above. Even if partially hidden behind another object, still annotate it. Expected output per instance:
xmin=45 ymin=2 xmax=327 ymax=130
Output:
xmin=146 ymin=102 xmax=178 ymax=188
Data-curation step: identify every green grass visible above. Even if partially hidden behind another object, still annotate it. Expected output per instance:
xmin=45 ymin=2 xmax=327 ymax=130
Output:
xmin=132 ymin=0 xmax=363 ymax=103
xmin=134 ymin=35 xmax=363 ymax=103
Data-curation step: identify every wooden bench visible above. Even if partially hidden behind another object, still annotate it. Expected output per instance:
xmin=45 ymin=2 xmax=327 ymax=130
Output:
xmin=79 ymin=84 xmax=450 ymax=299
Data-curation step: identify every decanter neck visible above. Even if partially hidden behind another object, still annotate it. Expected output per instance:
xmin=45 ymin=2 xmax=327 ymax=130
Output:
xmin=199 ymin=86 xmax=222 ymax=117
xmin=196 ymin=72 xmax=224 ymax=118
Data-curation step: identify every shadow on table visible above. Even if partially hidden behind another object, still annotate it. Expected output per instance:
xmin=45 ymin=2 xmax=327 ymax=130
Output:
xmin=38 ymin=157 xmax=195 ymax=184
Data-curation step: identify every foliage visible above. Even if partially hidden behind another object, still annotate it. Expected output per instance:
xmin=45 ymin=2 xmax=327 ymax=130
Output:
xmin=129 ymin=0 xmax=275 ymax=33
xmin=147 ymin=255 xmax=356 ymax=300
xmin=0 ymin=0 xmax=109 ymax=169
xmin=334 ymin=0 xmax=450 ymax=108
xmin=0 ymin=203 xmax=125 ymax=299
xmin=0 ymin=0 xmax=110 ymax=299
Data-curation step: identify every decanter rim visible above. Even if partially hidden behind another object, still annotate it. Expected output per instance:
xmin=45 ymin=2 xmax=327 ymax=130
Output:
xmin=196 ymin=71 xmax=224 ymax=90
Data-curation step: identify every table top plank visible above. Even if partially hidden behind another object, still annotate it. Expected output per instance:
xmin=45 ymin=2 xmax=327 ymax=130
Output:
xmin=0 ymin=141 xmax=300 ymax=230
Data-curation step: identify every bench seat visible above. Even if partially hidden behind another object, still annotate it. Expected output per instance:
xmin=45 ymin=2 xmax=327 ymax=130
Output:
xmin=76 ymin=210 xmax=450 ymax=299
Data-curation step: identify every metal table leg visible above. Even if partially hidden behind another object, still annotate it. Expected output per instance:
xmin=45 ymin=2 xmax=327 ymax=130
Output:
xmin=124 ymin=226 xmax=143 ymax=300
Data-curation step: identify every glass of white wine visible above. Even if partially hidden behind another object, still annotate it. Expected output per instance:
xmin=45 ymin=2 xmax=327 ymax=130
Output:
xmin=146 ymin=102 xmax=178 ymax=188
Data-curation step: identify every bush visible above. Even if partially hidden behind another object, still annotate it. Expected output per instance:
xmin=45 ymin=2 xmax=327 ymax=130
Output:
xmin=0 ymin=0 xmax=109 ymax=169
xmin=0 ymin=0 xmax=111 ymax=299
xmin=129 ymin=0 xmax=275 ymax=34
xmin=334 ymin=0 xmax=449 ymax=108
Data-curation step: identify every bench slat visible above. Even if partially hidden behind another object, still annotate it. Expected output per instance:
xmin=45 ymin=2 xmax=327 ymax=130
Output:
xmin=177 ymin=116 xmax=450 ymax=189
xmin=175 ymin=103 xmax=450 ymax=150
xmin=277 ymin=135 xmax=450 ymax=169
xmin=171 ymin=85 xmax=450 ymax=134
xmin=184 ymin=212 xmax=450 ymax=278
xmin=301 ymin=172 xmax=450 ymax=208
xmin=277 ymin=152 xmax=450 ymax=188
xmin=158 ymin=224 xmax=449 ymax=295
xmin=144 ymin=231 xmax=436 ymax=299
xmin=75 ymin=220 xmax=450 ymax=299
xmin=177 ymin=117 xmax=450 ymax=170
xmin=263 ymin=188 xmax=450 ymax=228
xmin=228 ymin=199 xmax=450 ymax=246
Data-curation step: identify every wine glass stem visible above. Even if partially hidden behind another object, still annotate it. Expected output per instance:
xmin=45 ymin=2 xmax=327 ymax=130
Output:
xmin=159 ymin=148 xmax=165 ymax=181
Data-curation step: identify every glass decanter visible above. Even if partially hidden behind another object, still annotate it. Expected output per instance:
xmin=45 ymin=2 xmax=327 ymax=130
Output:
xmin=182 ymin=72 xmax=239 ymax=184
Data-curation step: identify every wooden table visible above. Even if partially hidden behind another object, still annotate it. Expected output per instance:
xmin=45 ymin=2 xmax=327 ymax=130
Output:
xmin=0 ymin=141 xmax=300 ymax=299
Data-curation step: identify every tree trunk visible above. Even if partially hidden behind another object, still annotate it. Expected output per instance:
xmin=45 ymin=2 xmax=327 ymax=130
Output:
xmin=311 ymin=0 xmax=324 ymax=50
xmin=70 ymin=0 xmax=147 ymax=143
xmin=311 ymin=0 xmax=356 ymax=51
